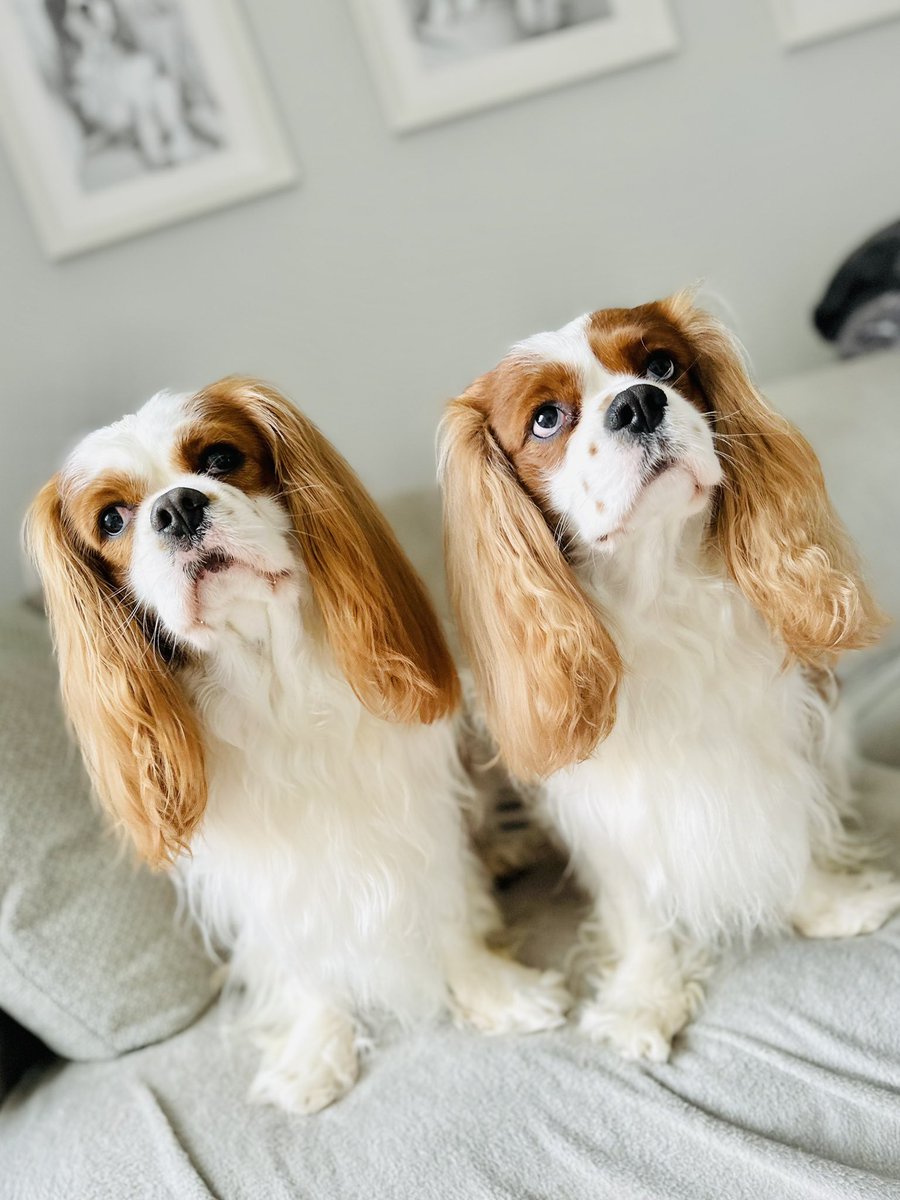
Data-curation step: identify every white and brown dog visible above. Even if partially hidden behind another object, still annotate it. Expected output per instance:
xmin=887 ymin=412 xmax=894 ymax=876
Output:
xmin=26 ymin=378 xmax=568 ymax=1113
xmin=440 ymin=293 xmax=900 ymax=1061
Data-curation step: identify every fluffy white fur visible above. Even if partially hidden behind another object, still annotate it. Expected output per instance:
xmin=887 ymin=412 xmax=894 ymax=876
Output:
xmin=31 ymin=386 xmax=569 ymax=1114
xmin=440 ymin=304 xmax=900 ymax=1063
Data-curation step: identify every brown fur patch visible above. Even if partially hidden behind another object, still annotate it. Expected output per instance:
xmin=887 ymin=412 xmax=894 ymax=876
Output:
xmin=24 ymin=477 xmax=207 ymax=868
xmin=467 ymin=358 xmax=582 ymax=506
xmin=62 ymin=470 xmax=146 ymax=581
xmin=194 ymin=378 xmax=461 ymax=725
xmin=661 ymin=291 xmax=885 ymax=660
xmin=588 ymin=302 xmax=711 ymax=413
xmin=176 ymin=396 xmax=277 ymax=496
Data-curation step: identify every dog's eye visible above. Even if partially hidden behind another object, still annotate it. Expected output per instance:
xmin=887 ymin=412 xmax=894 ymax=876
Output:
xmin=532 ymin=404 xmax=565 ymax=440
xmin=99 ymin=505 xmax=131 ymax=537
xmin=199 ymin=443 xmax=244 ymax=476
xmin=645 ymin=353 xmax=677 ymax=382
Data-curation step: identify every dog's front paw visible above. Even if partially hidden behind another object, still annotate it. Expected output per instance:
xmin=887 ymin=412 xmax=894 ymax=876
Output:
xmin=579 ymin=1002 xmax=673 ymax=1062
xmin=793 ymin=868 xmax=900 ymax=939
xmin=451 ymin=953 xmax=571 ymax=1035
xmin=248 ymin=1014 xmax=359 ymax=1115
xmin=579 ymin=977 xmax=703 ymax=1063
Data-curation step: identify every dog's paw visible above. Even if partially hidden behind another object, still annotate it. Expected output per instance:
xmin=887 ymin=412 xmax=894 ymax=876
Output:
xmin=451 ymin=954 xmax=571 ymax=1035
xmin=248 ymin=1015 xmax=359 ymax=1115
xmin=579 ymin=977 xmax=703 ymax=1063
xmin=793 ymin=869 xmax=900 ymax=939
xmin=579 ymin=1002 xmax=673 ymax=1062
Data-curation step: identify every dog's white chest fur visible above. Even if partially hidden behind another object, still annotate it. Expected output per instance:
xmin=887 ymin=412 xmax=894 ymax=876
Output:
xmin=178 ymin=583 xmax=468 ymax=1017
xmin=542 ymin=524 xmax=827 ymax=940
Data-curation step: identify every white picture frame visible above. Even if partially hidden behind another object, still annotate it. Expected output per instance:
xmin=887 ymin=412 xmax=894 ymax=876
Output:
xmin=0 ymin=0 xmax=297 ymax=260
xmin=770 ymin=0 xmax=900 ymax=47
xmin=350 ymin=0 xmax=679 ymax=133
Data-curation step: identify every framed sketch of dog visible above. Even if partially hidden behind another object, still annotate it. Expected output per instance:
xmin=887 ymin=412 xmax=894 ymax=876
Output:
xmin=0 ymin=0 xmax=296 ymax=260
xmin=350 ymin=0 xmax=679 ymax=133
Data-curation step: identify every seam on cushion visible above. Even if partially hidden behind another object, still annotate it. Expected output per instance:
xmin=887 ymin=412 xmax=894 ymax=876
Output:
xmin=141 ymin=1084 xmax=221 ymax=1199
xmin=0 ymin=942 xmax=116 ymax=1057
xmin=0 ymin=938 xmax=220 ymax=1058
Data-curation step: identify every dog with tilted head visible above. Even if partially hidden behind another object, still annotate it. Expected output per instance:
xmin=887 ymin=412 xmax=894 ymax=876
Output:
xmin=440 ymin=293 xmax=900 ymax=1061
xmin=26 ymin=377 xmax=569 ymax=1113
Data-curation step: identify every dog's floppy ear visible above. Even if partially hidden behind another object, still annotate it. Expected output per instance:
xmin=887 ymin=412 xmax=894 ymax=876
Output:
xmin=24 ymin=478 xmax=207 ymax=867
xmin=664 ymin=292 xmax=885 ymax=661
xmin=204 ymin=378 xmax=460 ymax=724
xmin=439 ymin=386 xmax=620 ymax=781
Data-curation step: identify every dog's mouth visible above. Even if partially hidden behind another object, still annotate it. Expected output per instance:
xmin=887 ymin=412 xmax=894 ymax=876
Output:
xmin=187 ymin=548 xmax=237 ymax=581
xmin=643 ymin=456 xmax=675 ymax=484
xmin=594 ymin=458 xmax=705 ymax=545
xmin=186 ymin=547 xmax=294 ymax=590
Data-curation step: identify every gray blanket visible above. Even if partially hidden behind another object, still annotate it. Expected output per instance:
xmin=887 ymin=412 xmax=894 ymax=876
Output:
xmin=3 ymin=757 xmax=900 ymax=1200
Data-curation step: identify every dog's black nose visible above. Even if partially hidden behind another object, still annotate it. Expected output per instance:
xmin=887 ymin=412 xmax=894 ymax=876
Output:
xmin=151 ymin=487 xmax=209 ymax=541
xmin=605 ymin=384 xmax=667 ymax=436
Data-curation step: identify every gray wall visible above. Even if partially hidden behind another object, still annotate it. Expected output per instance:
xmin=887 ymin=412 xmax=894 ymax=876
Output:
xmin=3 ymin=0 xmax=900 ymax=602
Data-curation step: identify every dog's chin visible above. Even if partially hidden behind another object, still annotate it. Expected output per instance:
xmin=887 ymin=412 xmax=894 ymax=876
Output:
xmin=173 ymin=551 xmax=296 ymax=647
xmin=593 ymin=460 xmax=716 ymax=551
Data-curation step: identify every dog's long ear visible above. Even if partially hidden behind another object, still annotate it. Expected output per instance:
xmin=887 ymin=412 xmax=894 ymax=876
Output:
xmin=208 ymin=378 xmax=459 ymax=724
xmin=664 ymin=293 xmax=885 ymax=661
xmin=439 ymin=390 xmax=620 ymax=782
xmin=24 ymin=478 xmax=207 ymax=868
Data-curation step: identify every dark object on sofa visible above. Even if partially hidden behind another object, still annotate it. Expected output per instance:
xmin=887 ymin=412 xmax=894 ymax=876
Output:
xmin=814 ymin=219 xmax=900 ymax=356
xmin=0 ymin=1012 xmax=51 ymax=1099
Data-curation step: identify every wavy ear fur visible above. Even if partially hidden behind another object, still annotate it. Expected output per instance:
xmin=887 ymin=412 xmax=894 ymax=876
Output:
xmin=24 ymin=479 xmax=207 ymax=868
xmin=203 ymin=378 xmax=459 ymax=724
xmin=439 ymin=393 xmax=620 ymax=781
xmin=665 ymin=293 xmax=885 ymax=661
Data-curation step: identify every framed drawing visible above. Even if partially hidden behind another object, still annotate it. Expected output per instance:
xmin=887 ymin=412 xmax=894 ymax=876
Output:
xmin=350 ymin=0 xmax=679 ymax=133
xmin=0 ymin=0 xmax=297 ymax=260
xmin=770 ymin=0 xmax=900 ymax=47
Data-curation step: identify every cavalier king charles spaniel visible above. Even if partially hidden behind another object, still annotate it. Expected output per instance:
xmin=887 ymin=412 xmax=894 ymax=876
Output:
xmin=26 ymin=378 xmax=569 ymax=1113
xmin=440 ymin=292 xmax=900 ymax=1062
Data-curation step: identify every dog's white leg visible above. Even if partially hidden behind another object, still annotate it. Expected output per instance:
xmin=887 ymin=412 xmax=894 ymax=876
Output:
xmin=247 ymin=992 xmax=359 ymax=1115
xmin=578 ymin=877 xmax=705 ymax=1062
xmin=791 ymin=864 xmax=900 ymax=939
xmin=443 ymin=937 xmax=571 ymax=1034
xmin=439 ymin=861 xmax=571 ymax=1033
xmin=150 ymin=72 xmax=195 ymax=164
xmin=133 ymin=100 xmax=168 ymax=167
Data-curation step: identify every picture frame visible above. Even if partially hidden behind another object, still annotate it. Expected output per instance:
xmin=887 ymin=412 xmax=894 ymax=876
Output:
xmin=770 ymin=0 xmax=900 ymax=48
xmin=0 ymin=0 xmax=297 ymax=261
xmin=350 ymin=0 xmax=679 ymax=133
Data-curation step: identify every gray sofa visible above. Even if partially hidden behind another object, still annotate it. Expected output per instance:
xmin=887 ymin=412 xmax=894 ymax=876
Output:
xmin=2 ymin=353 xmax=900 ymax=1200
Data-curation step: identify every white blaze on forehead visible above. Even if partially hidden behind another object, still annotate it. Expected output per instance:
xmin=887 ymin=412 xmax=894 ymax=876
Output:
xmin=64 ymin=391 xmax=198 ymax=490
xmin=511 ymin=312 xmax=594 ymax=375
xmin=512 ymin=312 xmax=642 ymax=410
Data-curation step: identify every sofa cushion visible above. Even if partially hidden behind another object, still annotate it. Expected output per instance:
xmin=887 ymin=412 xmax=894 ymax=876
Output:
xmin=3 ymin=757 xmax=900 ymax=1200
xmin=0 ymin=603 xmax=218 ymax=1062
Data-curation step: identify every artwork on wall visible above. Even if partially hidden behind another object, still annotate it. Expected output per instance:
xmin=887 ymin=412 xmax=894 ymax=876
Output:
xmin=350 ymin=0 xmax=679 ymax=133
xmin=0 ymin=0 xmax=296 ymax=260
xmin=770 ymin=0 xmax=900 ymax=47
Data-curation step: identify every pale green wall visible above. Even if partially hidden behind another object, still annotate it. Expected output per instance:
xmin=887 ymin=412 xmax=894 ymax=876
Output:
xmin=3 ymin=0 xmax=900 ymax=600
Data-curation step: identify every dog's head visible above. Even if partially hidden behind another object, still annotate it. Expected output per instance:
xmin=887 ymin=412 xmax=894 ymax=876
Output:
xmin=26 ymin=378 xmax=459 ymax=865
xmin=46 ymin=0 xmax=121 ymax=45
xmin=440 ymin=292 xmax=883 ymax=781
